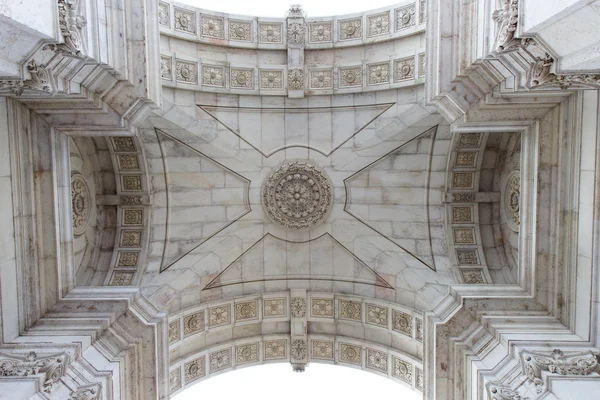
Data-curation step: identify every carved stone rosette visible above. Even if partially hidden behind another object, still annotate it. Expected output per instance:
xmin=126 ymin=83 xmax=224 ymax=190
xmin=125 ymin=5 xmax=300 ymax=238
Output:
xmin=262 ymin=161 xmax=333 ymax=230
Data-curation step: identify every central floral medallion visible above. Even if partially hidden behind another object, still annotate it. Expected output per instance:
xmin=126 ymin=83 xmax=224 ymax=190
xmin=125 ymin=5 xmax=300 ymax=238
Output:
xmin=262 ymin=161 xmax=333 ymax=230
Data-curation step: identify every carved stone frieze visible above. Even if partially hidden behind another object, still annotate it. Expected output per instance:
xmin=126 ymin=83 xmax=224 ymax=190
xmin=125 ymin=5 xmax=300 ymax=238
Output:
xmin=339 ymin=300 xmax=361 ymax=321
xmin=340 ymin=343 xmax=361 ymax=365
xmin=366 ymin=304 xmax=388 ymax=327
xmin=456 ymin=249 xmax=479 ymax=264
xmin=235 ymin=301 xmax=257 ymax=321
xmin=461 ymin=268 xmax=486 ymax=284
xmin=209 ymin=349 xmax=231 ymax=372
xmin=392 ymin=310 xmax=412 ymax=336
xmin=184 ymin=311 xmax=204 ymax=335
xmin=184 ymin=356 xmax=205 ymax=383
xmin=263 ymin=298 xmax=286 ymax=317
xmin=170 ymin=368 xmax=181 ymax=394
xmin=262 ymin=161 xmax=333 ymax=230
xmin=0 ymin=351 xmax=68 ymax=393
xmin=311 ymin=298 xmax=333 ymax=317
xmin=529 ymin=54 xmax=600 ymax=89
xmin=57 ymin=0 xmax=87 ymax=56
xmin=120 ymin=195 xmax=143 ymax=205
xmin=392 ymin=356 xmax=412 ymax=382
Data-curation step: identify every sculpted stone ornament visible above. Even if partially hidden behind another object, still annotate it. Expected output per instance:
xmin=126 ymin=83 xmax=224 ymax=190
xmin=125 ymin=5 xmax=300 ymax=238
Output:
xmin=262 ymin=161 xmax=333 ymax=230
xmin=505 ymin=170 xmax=520 ymax=232
xmin=521 ymin=349 xmax=599 ymax=393
xmin=288 ymin=69 xmax=304 ymax=90
xmin=529 ymin=54 xmax=600 ymax=89
xmin=286 ymin=4 xmax=306 ymax=18
xmin=287 ymin=22 xmax=305 ymax=44
xmin=486 ymin=382 xmax=528 ymax=400
xmin=0 ymin=60 xmax=53 ymax=96
xmin=68 ymin=384 xmax=101 ymax=400
xmin=492 ymin=0 xmax=519 ymax=53
xmin=0 ymin=351 xmax=68 ymax=393
xmin=56 ymin=0 xmax=87 ymax=57
xmin=71 ymin=174 xmax=91 ymax=236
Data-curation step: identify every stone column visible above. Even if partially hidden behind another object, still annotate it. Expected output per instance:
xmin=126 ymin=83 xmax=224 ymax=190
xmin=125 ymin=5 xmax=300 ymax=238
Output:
xmin=286 ymin=5 xmax=305 ymax=98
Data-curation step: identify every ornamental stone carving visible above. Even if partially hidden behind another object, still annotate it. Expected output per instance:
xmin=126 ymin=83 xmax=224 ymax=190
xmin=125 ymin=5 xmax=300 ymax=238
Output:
xmin=529 ymin=54 xmax=600 ymax=89
xmin=310 ymin=69 xmax=333 ymax=89
xmin=339 ymin=19 xmax=362 ymax=40
xmin=259 ymin=23 xmax=283 ymax=43
xmin=174 ymin=8 xmax=196 ymax=34
xmin=230 ymin=20 xmax=252 ymax=41
xmin=368 ymin=63 xmax=390 ymax=85
xmin=486 ymin=382 xmax=528 ymax=400
xmin=57 ymin=0 xmax=87 ymax=56
xmin=291 ymin=339 xmax=307 ymax=360
xmin=286 ymin=4 xmax=306 ymax=18
xmin=262 ymin=161 xmax=333 ymax=230
xmin=287 ymin=23 xmax=305 ymax=44
xmin=263 ymin=298 xmax=286 ymax=317
xmin=340 ymin=343 xmax=361 ymax=365
xmin=392 ymin=310 xmax=413 ymax=336
xmin=71 ymin=174 xmax=91 ymax=236
xmin=176 ymin=60 xmax=197 ymax=84
xmin=0 ymin=60 xmax=53 ymax=96
xmin=68 ymin=385 xmax=101 ymax=400
xmin=160 ymin=56 xmax=172 ymax=80
xmin=505 ymin=170 xmax=520 ymax=232
xmin=395 ymin=5 xmax=416 ymax=31
xmin=264 ymin=340 xmax=286 ymax=359
xmin=366 ymin=304 xmax=388 ymax=327
xmin=492 ymin=0 xmax=519 ymax=53
xmin=392 ymin=356 xmax=412 ymax=382
xmin=461 ymin=268 xmax=486 ymax=284
xmin=309 ymin=22 xmax=332 ymax=43
xmin=367 ymin=348 xmax=388 ymax=372
xmin=290 ymin=297 xmax=306 ymax=317
xmin=230 ymin=68 xmax=253 ymax=89
xmin=259 ymin=70 xmax=283 ymax=90
xmin=0 ymin=351 xmax=68 ymax=394
xmin=393 ymin=58 xmax=415 ymax=82
xmin=200 ymin=15 xmax=224 ymax=38
xmin=311 ymin=340 xmax=334 ymax=360
xmin=340 ymin=300 xmax=361 ymax=321
xmin=368 ymin=12 xmax=390 ymax=37
xmin=202 ymin=65 xmax=225 ymax=87
xmin=340 ymin=66 xmax=362 ymax=87
xmin=236 ymin=343 xmax=259 ymax=364
xmin=158 ymin=2 xmax=170 ymax=27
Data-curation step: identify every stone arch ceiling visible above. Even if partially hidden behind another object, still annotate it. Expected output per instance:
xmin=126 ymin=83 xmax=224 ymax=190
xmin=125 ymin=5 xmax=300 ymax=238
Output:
xmin=2 ymin=0 xmax=599 ymax=398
